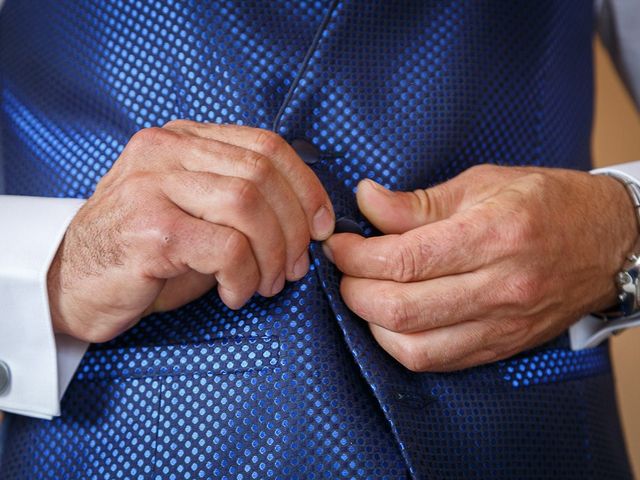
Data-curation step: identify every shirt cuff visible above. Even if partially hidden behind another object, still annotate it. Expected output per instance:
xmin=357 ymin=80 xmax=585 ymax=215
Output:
xmin=570 ymin=160 xmax=640 ymax=350
xmin=0 ymin=195 xmax=87 ymax=419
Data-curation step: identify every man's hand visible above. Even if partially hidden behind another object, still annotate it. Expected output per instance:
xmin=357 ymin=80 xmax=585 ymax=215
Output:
xmin=323 ymin=164 xmax=637 ymax=372
xmin=48 ymin=121 xmax=335 ymax=343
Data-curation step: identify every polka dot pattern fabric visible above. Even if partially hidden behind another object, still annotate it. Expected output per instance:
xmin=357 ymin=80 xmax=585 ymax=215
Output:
xmin=0 ymin=1 xmax=633 ymax=479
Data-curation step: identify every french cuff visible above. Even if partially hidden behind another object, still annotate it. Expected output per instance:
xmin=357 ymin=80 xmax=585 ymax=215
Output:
xmin=0 ymin=195 xmax=87 ymax=419
xmin=570 ymin=313 xmax=640 ymax=350
xmin=570 ymin=160 xmax=640 ymax=350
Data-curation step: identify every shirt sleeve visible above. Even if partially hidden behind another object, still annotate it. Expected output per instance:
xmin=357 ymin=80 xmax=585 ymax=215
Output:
xmin=570 ymin=160 xmax=640 ymax=350
xmin=596 ymin=0 xmax=640 ymax=109
xmin=0 ymin=195 xmax=88 ymax=419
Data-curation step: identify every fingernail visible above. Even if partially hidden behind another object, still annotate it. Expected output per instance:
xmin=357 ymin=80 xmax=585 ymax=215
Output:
xmin=271 ymin=271 xmax=285 ymax=296
xmin=361 ymin=178 xmax=385 ymax=191
xmin=218 ymin=285 xmax=242 ymax=310
xmin=322 ymin=242 xmax=334 ymax=263
xmin=292 ymin=251 xmax=309 ymax=279
xmin=313 ymin=205 xmax=334 ymax=239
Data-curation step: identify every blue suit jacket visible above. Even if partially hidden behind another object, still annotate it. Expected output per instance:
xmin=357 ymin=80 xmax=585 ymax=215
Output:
xmin=0 ymin=1 xmax=633 ymax=478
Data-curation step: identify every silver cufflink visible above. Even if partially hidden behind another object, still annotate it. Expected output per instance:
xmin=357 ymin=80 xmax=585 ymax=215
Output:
xmin=0 ymin=360 xmax=11 ymax=395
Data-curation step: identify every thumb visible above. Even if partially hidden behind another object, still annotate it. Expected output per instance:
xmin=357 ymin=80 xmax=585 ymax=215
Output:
xmin=355 ymin=179 xmax=461 ymax=234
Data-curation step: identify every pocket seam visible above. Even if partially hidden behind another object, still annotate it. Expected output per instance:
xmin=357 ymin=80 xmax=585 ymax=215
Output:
xmin=76 ymin=335 xmax=281 ymax=382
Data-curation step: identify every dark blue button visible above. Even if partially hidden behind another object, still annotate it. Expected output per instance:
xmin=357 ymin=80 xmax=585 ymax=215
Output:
xmin=334 ymin=217 xmax=364 ymax=235
xmin=291 ymin=138 xmax=320 ymax=165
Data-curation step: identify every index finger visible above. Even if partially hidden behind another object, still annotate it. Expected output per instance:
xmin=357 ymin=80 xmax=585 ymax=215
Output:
xmin=323 ymin=214 xmax=498 ymax=282
xmin=165 ymin=121 xmax=335 ymax=240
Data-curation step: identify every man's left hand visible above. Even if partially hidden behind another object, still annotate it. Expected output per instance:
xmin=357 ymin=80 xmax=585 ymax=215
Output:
xmin=323 ymin=164 xmax=638 ymax=371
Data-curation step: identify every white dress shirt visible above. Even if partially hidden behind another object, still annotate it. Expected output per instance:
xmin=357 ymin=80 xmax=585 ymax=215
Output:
xmin=1 ymin=0 xmax=640 ymax=420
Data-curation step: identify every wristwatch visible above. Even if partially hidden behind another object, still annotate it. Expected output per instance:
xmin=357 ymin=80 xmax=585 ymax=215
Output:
xmin=612 ymin=252 xmax=640 ymax=317
xmin=596 ymin=171 xmax=640 ymax=318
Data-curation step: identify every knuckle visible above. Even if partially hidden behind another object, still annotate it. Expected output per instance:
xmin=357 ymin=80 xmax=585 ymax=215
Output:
xmin=162 ymin=118 xmax=191 ymax=130
xmin=379 ymin=289 xmax=412 ymax=332
xmin=474 ymin=323 xmax=526 ymax=364
xmin=303 ymin=184 xmax=327 ymax=210
xmin=409 ymin=188 xmax=431 ymax=211
xmin=242 ymin=150 xmax=272 ymax=184
xmin=477 ymin=346 xmax=504 ymax=365
xmin=467 ymin=163 xmax=498 ymax=177
xmin=409 ymin=188 xmax=436 ymax=219
xmin=395 ymin=340 xmax=429 ymax=372
xmin=524 ymin=171 xmax=548 ymax=191
xmin=483 ymin=319 xmax=511 ymax=340
xmin=494 ymin=318 xmax=528 ymax=341
xmin=130 ymin=126 xmax=172 ymax=149
xmin=253 ymin=129 xmax=286 ymax=158
xmin=390 ymin=240 xmax=422 ymax=282
xmin=227 ymin=177 xmax=260 ymax=211
xmin=503 ymin=271 xmax=542 ymax=308
xmin=461 ymin=163 xmax=504 ymax=185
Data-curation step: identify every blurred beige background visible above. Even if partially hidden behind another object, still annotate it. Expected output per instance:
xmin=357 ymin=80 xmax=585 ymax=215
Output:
xmin=0 ymin=36 xmax=639 ymax=475
xmin=594 ymin=38 xmax=640 ymax=478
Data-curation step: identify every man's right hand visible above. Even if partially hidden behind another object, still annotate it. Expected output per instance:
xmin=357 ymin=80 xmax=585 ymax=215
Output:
xmin=47 ymin=121 xmax=334 ymax=343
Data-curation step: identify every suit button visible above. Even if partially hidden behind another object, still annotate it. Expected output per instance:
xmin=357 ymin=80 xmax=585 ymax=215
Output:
xmin=334 ymin=216 xmax=364 ymax=235
xmin=291 ymin=138 xmax=320 ymax=165
xmin=0 ymin=360 xmax=10 ymax=395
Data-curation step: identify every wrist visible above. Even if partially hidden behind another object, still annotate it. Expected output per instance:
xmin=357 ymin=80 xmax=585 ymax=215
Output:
xmin=47 ymin=244 xmax=69 ymax=336
xmin=591 ymin=174 xmax=639 ymax=311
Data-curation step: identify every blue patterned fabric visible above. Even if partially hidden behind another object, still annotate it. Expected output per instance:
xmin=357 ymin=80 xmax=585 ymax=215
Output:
xmin=0 ymin=1 xmax=633 ymax=479
xmin=0 ymin=415 xmax=6 ymax=462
